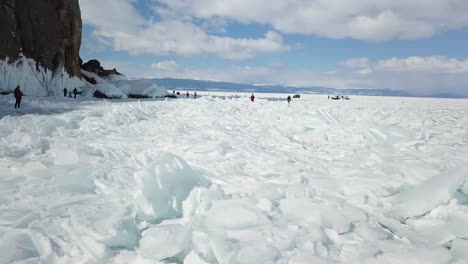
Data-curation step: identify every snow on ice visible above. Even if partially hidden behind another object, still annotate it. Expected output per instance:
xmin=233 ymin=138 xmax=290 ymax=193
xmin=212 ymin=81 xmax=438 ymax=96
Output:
xmin=0 ymin=56 xmax=84 ymax=97
xmin=0 ymin=92 xmax=467 ymax=263
xmin=0 ymin=56 xmax=169 ymax=99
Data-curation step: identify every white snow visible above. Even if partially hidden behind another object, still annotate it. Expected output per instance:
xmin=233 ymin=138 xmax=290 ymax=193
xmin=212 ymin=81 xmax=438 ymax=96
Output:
xmin=133 ymin=153 xmax=209 ymax=221
xmin=0 ymin=56 xmax=84 ymax=97
xmin=0 ymin=93 xmax=467 ymax=263
xmin=0 ymin=57 xmax=169 ymax=98
xmin=138 ymin=224 xmax=192 ymax=260
xmin=114 ymin=79 xmax=171 ymax=98
xmin=451 ymin=239 xmax=468 ymax=259
xmin=81 ymin=70 xmax=170 ymax=99
xmin=390 ymin=167 xmax=467 ymax=220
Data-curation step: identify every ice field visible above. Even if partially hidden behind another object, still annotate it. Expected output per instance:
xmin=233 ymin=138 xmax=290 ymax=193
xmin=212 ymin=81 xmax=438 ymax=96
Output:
xmin=1 ymin=93 xmax=468 ymax=263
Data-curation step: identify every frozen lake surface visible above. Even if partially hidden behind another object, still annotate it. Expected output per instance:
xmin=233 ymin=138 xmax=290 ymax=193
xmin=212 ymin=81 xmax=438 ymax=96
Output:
xmin=1 ymin=93 xmax=468 ymax=263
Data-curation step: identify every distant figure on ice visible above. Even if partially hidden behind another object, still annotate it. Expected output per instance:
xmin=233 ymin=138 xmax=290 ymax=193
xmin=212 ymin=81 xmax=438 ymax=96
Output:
xmin=173 ymin=90 xmax=175 ymax=94
xmin=14 ymin=85 xmax=23 ymax=109
xmin=287 ymin=95 xmax=291 ymax=104
xmin=69 ymin=91 xmax=72 ymax=98
xmin=194 ymin=92 xmax=197 ymax=99
xmin=63 ymin=88 xmax=68 ymax=97
xmin=186 ymin=92 xmax=190 ymax=98
xmin=73 ymin=88 xmax=79 ymax=98
xmin=250 ymin=94 xmax=255 ymax=102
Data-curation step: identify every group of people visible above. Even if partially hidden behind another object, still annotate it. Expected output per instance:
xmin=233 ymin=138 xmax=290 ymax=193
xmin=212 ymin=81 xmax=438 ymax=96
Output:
xmin=250 ymin=94 xmax=293 ymax=104
xmin=11 ymin=86 xmax=296 ymax=109
xmin=63 ymin=87 xmax=80 ymax=98
xmin=11 ymin=85 xmax=82 ymax=109
xmin=172 ymin=91 xmax=198 ymax=99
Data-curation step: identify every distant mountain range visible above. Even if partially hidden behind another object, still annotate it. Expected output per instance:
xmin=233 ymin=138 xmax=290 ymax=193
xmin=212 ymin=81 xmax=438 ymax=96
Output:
xmin=150 ymin=78 xmax=465 ymax=98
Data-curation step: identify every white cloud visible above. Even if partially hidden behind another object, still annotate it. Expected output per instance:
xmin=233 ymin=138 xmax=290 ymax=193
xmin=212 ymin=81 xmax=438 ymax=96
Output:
xmin=341 ymin=57 xmax=370 ymax=68
xmin=79 ymin=0 xmax=145 ymax=31
xmin=344 ymin=56 xmax=468 ymax=74
xmin=151 ymin=60 xmax=180 ymax=71
xmin=79 ymin=0 xmax=289 ymax=61
xmin=154 ymin=0 xmax=468 ymax=41
xmin=339 ymin=56 xmax=468 ymax=95
xmin=375 ymin=56 xmax=468 ymax=74
xmin=358 ymin=68 xmax=373 ymax=75
xmin=124 ymin=22 xmax=288 ymax=60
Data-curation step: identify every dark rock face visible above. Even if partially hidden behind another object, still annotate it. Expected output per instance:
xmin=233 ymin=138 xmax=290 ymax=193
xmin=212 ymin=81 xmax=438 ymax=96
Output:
xmin=93 ymin=90 xmax=116 ymax=99
xmin=0 ymin=0 xmax=82 ymax=77
xmin=81 ymin=59 xmax=121 ymax=78
xmin=83 ymin=75 xmax=97 ymax=85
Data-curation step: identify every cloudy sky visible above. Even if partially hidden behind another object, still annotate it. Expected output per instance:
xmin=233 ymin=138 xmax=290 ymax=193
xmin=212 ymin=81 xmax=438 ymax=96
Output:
xmin=79 ymin=0 xmax=468 ymax=96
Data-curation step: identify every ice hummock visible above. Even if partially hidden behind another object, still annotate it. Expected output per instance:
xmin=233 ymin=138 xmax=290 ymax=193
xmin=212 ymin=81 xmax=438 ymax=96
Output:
xmin=390 ymin=167 xmax=467 ymax=220
xmin=133 ymin=153 xmax=210 ymax=221
xmin=1 ymin=93 xmax=468 ymax=263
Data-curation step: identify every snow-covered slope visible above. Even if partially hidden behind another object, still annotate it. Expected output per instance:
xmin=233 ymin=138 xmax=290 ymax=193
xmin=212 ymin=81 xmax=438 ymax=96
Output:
xmin=81 ymin=70 xmax=170 ymax=99
xmin=0 ymin=56 xmax=169 ymax=98
xmin=0 ymin=94 xmax=467 ymax=263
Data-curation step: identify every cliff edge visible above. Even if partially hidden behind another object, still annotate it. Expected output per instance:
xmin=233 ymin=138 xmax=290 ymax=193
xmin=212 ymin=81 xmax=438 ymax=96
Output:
xmin=0 ymin=0 xmax=82 ymax=78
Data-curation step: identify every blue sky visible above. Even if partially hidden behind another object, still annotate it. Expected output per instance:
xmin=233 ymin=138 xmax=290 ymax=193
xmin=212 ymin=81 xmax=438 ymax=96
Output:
xmin=79 ymin=0 xmax=468 ymax=96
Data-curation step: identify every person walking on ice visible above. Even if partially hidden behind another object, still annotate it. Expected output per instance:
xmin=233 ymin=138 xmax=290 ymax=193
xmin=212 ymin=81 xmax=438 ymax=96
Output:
xmin=73 ymin=88 xmax=78 ymax=98
xmin=14 ymin=85 xmax=23 ymax=109
xmin=287 ymin=95 xmax=291 ymax=104
xmin=63 ymin=88 xmax=68 ymax=97
xmin=250 ymin=94 xmax=255 ymax=102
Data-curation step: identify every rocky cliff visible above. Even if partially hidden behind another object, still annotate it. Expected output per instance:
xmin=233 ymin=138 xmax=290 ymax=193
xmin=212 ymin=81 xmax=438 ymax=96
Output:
xmin=0 ymin=0 xmax=82 ymax=78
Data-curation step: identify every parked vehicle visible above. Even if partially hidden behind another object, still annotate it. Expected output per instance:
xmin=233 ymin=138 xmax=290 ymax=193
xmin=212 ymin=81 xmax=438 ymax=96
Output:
xmin=329 ymin=94 xmax=350 ymax=100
